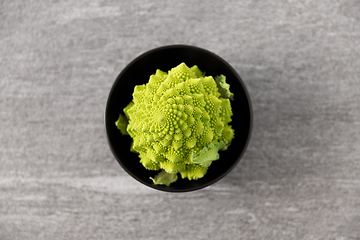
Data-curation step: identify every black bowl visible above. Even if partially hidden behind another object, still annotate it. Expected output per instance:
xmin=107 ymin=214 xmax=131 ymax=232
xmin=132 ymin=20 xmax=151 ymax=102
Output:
xmin=105 ymin=45 xmax=252 ymax=192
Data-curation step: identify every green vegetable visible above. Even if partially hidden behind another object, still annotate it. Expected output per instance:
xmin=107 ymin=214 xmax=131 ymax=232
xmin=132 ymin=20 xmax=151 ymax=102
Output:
xmin=115 ymin=114 xmax=129 ymax=135
xmin=191 ymin=141 xmax=227 ymax=168
xmin=215 ymin=74 xmax=234 ymax=100
xmin=150 ymin=170 xmax=178 ymax=186
xmin=116 ymin=63 xmax=234 ymax=186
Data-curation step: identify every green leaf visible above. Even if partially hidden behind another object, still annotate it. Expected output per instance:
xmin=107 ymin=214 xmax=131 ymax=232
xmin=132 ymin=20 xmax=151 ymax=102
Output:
xmin=215 ymin=75 xmax=234 ymax=100
xmin=191 ymin=141 xmax=227 ymax=167
xmin=115 ymin=114 xmax=129 ymax=135
xmin=150 ymin=170 xmax=178 ymax=186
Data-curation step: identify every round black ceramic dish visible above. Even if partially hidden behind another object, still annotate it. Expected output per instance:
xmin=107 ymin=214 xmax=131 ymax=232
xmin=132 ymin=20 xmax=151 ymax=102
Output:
xmin=105 ymin=45 xmax=252 ymax=192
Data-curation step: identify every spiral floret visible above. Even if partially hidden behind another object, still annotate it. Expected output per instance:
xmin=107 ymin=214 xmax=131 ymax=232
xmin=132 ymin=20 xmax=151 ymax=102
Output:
xmin=116 ymin=63 xmax=234 ymax=185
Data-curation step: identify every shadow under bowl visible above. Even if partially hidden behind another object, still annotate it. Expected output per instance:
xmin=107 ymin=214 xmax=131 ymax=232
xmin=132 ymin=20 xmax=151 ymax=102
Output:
xmin=105 ymin=45 xmax=252 ymax=192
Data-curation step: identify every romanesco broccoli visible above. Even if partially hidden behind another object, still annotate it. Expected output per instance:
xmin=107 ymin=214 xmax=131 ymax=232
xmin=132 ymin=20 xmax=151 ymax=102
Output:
xmin=116 ymin=62 xmax=234 ymax=186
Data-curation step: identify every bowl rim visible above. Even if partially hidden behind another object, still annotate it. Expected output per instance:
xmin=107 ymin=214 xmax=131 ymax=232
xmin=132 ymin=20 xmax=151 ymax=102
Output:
xmin=104 ymin=44 xmax=253 ymax=192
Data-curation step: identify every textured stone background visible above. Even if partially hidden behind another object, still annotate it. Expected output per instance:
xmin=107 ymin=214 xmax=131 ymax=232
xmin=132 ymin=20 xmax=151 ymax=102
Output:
xmin=1 ymin=0 xmax=360 ymax=239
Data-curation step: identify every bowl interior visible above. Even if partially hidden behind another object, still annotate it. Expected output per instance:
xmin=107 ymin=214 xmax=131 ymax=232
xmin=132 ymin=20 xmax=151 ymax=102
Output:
xmin=105 ymin=45 xmax=252 ymax=192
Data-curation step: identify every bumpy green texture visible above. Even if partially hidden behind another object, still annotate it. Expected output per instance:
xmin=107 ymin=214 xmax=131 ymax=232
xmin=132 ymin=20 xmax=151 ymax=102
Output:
xmin=117 ymin=63 xmax=234 ymax=185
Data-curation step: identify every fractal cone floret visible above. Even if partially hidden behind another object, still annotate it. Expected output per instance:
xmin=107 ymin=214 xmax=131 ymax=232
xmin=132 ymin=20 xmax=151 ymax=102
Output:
xmin=116 ymin=62 xmax=234 ymax=186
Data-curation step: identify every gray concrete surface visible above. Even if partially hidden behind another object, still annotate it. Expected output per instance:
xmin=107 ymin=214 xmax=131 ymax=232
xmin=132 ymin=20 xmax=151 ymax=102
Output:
xmin=1 ymin=0 xmax=360 ymax=239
